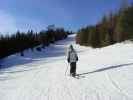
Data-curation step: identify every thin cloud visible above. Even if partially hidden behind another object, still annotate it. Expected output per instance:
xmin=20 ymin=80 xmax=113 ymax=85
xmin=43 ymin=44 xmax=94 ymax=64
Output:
xmin=0 ymin=11 xmax=17 ymax=34
xmin=15 ymin=17 xmax=47 ymax=32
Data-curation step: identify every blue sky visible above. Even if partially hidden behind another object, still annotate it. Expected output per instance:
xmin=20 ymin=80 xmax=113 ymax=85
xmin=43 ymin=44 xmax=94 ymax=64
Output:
xmin=0 ymin=0 xmax=132 ymax=34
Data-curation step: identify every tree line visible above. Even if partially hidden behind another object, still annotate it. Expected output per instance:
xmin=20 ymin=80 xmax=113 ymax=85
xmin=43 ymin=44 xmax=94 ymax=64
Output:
xmin=76 ymin=2 xmax=133 ymax=48
xmin=0 ymin=27 xmax=73 ymax=59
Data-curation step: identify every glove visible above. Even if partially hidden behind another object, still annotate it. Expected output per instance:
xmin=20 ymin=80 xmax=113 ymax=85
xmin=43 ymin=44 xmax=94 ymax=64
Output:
xmin=67 ymin=58 xmax=70 ymax=63
xmin=76 ymin=57 xmax=78 ymax=61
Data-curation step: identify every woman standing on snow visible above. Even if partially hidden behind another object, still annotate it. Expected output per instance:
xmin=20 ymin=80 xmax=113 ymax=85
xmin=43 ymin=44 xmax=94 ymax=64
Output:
xmin=67 ymin=45 xmax=78 ymax=77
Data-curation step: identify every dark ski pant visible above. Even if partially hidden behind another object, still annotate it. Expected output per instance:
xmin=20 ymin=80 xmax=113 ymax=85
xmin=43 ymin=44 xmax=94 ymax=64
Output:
xmin=70 ymin=62 xmax=76 ymax=77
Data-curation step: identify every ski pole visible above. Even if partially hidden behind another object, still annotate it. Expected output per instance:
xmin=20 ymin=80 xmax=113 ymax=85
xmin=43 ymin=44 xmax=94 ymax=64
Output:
xmin=65 ymin=63 xmax=69 ymax=76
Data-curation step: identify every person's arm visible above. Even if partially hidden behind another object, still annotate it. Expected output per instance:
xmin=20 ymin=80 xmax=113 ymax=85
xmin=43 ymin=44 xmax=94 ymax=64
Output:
xmin=76 ymin=54 xmax=78 ymax=61
xmin=75 ymin=51 xmax=78 ymax=61
xmin=67 ymin=51 xmax=70 ymax=63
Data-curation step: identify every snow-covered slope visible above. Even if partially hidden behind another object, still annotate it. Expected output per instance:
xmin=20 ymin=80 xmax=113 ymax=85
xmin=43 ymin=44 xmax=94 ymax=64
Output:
xmin=0 ymin=34 xmax=133 ymax=100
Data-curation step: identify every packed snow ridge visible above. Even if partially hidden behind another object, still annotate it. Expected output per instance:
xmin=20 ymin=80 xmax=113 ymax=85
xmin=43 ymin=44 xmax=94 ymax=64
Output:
xmin=0 ymin=34 xmax=133 ymax=100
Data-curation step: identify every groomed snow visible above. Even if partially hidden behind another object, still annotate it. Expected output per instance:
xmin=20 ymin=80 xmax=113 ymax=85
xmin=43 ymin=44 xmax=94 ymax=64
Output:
xmin=0 ymin=34 xmax=133 ymax=100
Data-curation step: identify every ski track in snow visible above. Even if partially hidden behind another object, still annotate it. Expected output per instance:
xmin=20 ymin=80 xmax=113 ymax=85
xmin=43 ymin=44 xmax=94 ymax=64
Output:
xmin=0 ymin=34 xmax=133 ymax=100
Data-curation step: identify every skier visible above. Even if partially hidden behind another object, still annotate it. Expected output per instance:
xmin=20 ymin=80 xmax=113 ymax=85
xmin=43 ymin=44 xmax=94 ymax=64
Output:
xmin=67 ymin=45 xmax=78 ymax=77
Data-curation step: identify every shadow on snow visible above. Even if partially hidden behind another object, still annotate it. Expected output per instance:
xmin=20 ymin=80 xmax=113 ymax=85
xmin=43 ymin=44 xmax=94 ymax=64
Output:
xmin=77 ymin=63 xmax=133 ymax=76
xmin=0 ymin=35 xmax=75 ymax=70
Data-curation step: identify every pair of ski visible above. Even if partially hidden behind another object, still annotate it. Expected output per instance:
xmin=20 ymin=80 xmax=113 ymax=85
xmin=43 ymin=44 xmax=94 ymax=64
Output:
xmin=70 ymin=74 xmax=85 ymax=79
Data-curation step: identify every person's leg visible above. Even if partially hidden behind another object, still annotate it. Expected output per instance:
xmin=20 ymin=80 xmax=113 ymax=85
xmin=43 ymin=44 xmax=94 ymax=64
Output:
xmin=73 ymin=62 xmax=76 ymax=77
xmin=71 ymin=62 xmax=76 ymax=77
xmin=70 ymin=63 xmax=73 ymax=76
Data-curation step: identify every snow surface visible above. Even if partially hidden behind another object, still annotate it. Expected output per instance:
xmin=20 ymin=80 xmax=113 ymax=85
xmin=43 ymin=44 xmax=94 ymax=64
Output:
xmin=0 ymin=34 xmax=133 ymax=100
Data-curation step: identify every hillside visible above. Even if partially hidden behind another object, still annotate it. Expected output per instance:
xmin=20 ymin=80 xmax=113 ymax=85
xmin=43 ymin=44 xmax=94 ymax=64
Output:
xmin=0 ymin=34 xmax=133 ymax=100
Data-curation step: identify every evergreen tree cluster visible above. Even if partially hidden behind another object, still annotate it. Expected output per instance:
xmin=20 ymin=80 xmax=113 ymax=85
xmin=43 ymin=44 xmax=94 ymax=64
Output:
xmin=76 ymin=3 xmax=133 ymax=48
xmin=0 ymin=27 xmax=73 ymax=59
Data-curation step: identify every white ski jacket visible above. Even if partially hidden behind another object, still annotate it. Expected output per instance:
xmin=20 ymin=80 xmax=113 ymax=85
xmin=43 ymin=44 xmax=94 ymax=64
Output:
xmin=67 ymin=48 xmax=78 ymax=63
